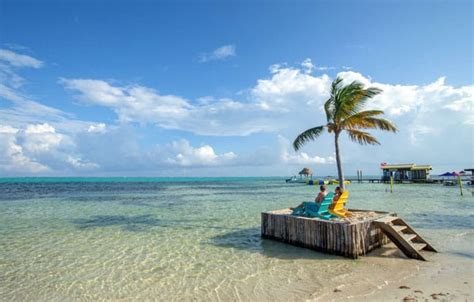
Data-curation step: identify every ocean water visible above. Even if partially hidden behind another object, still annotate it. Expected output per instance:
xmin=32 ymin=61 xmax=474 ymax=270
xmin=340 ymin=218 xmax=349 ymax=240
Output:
xmin=0 ymin=178 xmax=473 ymax=301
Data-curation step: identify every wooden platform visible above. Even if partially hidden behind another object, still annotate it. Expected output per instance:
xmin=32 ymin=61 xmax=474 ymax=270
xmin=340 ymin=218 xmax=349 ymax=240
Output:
xmin=261 ymin=209 xmax=393 ymax=259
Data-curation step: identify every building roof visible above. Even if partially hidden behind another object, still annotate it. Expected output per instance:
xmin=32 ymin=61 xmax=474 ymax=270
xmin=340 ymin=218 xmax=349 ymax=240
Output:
xmin=411 ymin=165 xmax=432 ymax=170
xmin=298 ymin=167 xmax=313 ymax=175
xmin=380 ymin=164 xmax=432 ymax=170
xmin=381 ymin=164 xmax=414 ymax=169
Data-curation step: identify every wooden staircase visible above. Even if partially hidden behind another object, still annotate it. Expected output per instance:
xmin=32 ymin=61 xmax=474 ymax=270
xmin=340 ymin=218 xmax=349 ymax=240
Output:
xmin=374 ymin=215 xmax=437 ymax=261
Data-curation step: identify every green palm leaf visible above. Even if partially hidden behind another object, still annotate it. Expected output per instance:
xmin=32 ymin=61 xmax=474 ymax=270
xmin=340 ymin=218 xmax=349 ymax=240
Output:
xmin=347 ymin=129 xmax=380 ymax=145
xmin=324 ymin=98 xmax=334 ymax=122
xmin=293 ymin=126 xmax=325 ymax=151
xmin=340 ymin=111 xmax=398 ymax=132
xmin=362 ymin=117 xmax=397 ymax=132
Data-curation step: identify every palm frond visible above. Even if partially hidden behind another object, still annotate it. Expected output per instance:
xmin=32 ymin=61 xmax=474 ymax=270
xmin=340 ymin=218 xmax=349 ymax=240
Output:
xmin=344 ymin=87 xmax=382 ymax=116
xmin=334 ymin=83 xmax=382 ymax=119
xmin=324 ymin=98 xmax=334 ymax=122
xmin=340 ymin=110 xmax=385 ymax=129
xmin=333 ymin=81 xmax=365 ymax=119
xmin=343 ymin=116 xmax=397 ymax=132
xmin=293 ymin=126 xmax=325 ymax=151
xmin=324 ymin=77 xmax=343 ymax=122
xmin=331 ymin=77 xmax=344 ymax=95
xmin=346 ymin=129 xmax=380 ymax=145
xmin=363 ymin=117 xmax=397 ymax=132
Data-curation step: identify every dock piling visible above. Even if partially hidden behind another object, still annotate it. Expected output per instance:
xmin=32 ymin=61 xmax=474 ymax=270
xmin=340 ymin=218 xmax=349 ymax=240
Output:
xmin=458 ymin=175 xmax=464 ymax=196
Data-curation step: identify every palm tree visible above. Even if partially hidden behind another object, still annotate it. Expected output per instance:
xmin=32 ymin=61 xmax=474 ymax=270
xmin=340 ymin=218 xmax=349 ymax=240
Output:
xmin=293 ymin=77 xmax=397 ymax=190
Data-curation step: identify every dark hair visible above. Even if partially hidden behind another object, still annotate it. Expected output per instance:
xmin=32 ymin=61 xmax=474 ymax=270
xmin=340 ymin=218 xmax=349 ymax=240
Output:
xmin=335 ymin=186 xmax=341 ymax=192
xmin=320 ymin=185 xmax=326 ymax=191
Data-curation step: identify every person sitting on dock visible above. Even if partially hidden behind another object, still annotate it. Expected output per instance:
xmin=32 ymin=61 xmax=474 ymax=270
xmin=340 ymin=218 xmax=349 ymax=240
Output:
xmin=333 ymin=186 xmax=342 ymax=202
xmin=291 ymin=185 xmax=327 ymax=212
xmin=315 ymin=185 xmax=327 ymax=204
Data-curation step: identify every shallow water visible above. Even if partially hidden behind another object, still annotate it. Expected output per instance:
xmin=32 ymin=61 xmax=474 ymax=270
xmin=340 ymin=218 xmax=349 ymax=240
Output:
xmin=0 ymin=178 xmax=473 ymax=301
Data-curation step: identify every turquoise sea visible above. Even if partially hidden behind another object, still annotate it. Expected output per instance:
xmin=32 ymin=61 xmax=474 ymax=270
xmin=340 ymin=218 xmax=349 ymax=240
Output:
xmin=0 ymin=178 xmax=473 ymax=301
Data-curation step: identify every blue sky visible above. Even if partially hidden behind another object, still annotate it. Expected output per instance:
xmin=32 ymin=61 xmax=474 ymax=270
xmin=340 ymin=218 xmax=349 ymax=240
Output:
xmin=0 ymin=0 xmax=472 ymax=176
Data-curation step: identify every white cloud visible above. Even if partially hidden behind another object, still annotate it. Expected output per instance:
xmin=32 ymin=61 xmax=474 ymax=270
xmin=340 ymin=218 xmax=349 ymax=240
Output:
xmin=18 ymin=123 xmax=97 ymax=171
xmin=340 ymin=73 xmax=473 ymax=143
xmin=300 ymin=59 xmax=335 ymax=73
xmin=0 ymin=49 xmax=43 ymax=68
xmin=0 ymin=125 xmax=18 ymax=134
xmin=87 ymin=123 xmax=107 ymax=134
xmin=0 ymin=49 xmax=94 ymax=134
xmin=0 ymin=49 xmax=39 ymax=102
xmin=269 ymin=63 xmax=287 ymax=74
xmin=0 ymin=124 xmax=49 ymax=173
xmin=0 ymin=83 xmax=27 ymax=102
xmin=199 ymin=44 xmax=236 ymax=62
xmin=61 ymin=79 xmax=192 ymax=123
xmin=22 ymin=123 xmax=66 ymax=153
xmin=0 ymin=123 xmax=100 ymax=174
xmin=160 ymin=139 xmax=237 ymax=166
xmin=301 ymin=59 xmax=315 ymax=74
xmin=0 ymin=122 xmax=239 ymax=174
xmin=278 ymin=135 xmax=335 ymax=165
xmin=66 ymin=155 xmax=99 ymax=169
xmin=60 ymin=78 xmax=278 ymax=136
xmin=252 ymin=66 xmax=331 ymax=109
xmin=59 ymin=63 xmax=473 ymax=142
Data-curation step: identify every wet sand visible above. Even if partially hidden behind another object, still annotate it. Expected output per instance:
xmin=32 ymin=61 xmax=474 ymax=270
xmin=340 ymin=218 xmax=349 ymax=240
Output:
xmin=309 ymin=243 xmax=473 ymax=302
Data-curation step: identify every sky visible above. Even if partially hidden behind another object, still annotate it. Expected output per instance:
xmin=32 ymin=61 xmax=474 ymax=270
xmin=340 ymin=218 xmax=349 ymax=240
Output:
xmin=0 ymin=0 xmax=473 ymax=177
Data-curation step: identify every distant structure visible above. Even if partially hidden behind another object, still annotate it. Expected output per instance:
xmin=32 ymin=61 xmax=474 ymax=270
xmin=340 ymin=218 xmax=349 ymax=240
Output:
xmin=298 ymin=167 xmax=313 ymax=180
xmin=380 ymin=163 xmax=432 ymax=183
xmin=465 ymin=168 xmax=474 ymax=185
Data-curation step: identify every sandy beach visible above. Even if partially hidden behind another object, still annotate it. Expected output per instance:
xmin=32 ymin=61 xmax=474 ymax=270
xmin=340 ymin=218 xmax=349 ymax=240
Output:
xmin=311 ymin=243 xmax=473 ymax=302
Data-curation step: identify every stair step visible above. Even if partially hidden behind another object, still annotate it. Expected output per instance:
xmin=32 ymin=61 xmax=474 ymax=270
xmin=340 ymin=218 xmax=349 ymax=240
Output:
xmin=376 ymin=217 xmax=438 ymax=260
xmin=392 ymin=225 xmax=407 ymax=233
xmin=376 ymin=215 xmax=399 ymax=223
xmin=412 ymin=243 xmax=427 ymax=251
xmin=403 ymin=234 xmax=417 ymax=242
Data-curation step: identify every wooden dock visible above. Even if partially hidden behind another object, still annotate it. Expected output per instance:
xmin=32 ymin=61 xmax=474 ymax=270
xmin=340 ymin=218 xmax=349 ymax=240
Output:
xmin=261 ymin=209 xmax=437 ymax=260
xmin=261 ymin=209 xmax=392 ymax=259
xmin=345 ymin=177 xmax=470 ymax=184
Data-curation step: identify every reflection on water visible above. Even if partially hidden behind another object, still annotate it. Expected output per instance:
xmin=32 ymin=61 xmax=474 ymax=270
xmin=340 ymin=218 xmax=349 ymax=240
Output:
xmin=0 ymin=178 xmax=472 ymax=301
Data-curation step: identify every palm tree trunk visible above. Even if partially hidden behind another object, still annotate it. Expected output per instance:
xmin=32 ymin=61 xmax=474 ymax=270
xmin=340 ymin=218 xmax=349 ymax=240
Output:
xmin=334 ymin=131 xmax=345 ymax=190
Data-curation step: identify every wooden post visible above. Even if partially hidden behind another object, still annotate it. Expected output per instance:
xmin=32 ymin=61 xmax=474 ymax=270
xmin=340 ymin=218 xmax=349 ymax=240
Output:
xmin=390 ymin=176 xmax=394 ymax=193
xmin=458 ymin=175 xmax=464 ymax=196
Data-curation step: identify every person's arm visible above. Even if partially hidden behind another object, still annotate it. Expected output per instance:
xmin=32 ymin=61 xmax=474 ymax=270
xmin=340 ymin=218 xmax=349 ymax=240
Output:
xmin=315 ymin=193 xmax=323 ymax=203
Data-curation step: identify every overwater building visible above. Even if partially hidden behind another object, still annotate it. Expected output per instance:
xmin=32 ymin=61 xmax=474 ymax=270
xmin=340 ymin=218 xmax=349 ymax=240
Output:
xmin=380 ymin=163 xmax=432 ymax=182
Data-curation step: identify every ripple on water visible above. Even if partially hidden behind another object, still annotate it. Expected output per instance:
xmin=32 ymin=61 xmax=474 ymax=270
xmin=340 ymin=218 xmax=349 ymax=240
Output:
xmin=0 ymin=180 xmax=472 ymax=300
